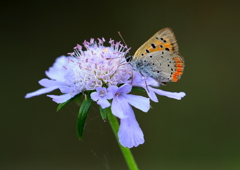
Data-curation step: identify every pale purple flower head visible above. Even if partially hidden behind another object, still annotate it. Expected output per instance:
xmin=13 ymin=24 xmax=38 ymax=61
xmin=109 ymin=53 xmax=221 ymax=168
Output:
xmin=25 ymin=38 xmax=132 ymax=103
xmin=25 ymin=38 xmax=186 ymax=148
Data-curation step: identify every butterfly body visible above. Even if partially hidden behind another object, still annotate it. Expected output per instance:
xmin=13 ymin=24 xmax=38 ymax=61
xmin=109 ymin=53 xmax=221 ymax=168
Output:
xmin=129 ymin=28 xmax=184 ymax=84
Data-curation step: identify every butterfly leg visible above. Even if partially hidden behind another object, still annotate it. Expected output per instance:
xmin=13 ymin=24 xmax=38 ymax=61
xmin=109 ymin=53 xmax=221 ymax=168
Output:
xmin=139 ymin=72 xmax=150 ymax=92
xmin=144 ymin=77 xmax=150 ymax=92
xmin=130 ymin=69 xmax=134 ymax=85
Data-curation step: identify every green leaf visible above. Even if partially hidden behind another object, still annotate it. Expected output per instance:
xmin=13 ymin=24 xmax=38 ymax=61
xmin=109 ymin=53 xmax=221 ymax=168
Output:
xmin=77 ymin=95 xmax=92 ymax=139
xmin=56 ymin=93 xmax=82 ymax=111
xmin=99 ymin=106 xmax=107 ymax=121
xmin=132 ymin=86 xmax=146 ymax=92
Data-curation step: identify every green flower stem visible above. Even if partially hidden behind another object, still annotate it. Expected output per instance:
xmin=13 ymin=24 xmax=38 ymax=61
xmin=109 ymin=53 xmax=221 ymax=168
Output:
xmin=106 ymin=107 xmax=139 ymax=170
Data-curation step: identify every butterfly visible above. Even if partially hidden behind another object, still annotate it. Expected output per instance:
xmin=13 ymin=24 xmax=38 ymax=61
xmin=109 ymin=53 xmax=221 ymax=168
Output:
xmin=127 ymin=27 xmax=184 ymax=85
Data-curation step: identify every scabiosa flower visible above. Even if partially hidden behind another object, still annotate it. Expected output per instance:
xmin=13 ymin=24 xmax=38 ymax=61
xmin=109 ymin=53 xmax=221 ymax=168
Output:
xmin=25 ymin=38 xmax=186 ymax=148
xmin=90 ymin=87 xmax=113 ymax=109
xmin=109 ymin=84 xmax=149 ymax=147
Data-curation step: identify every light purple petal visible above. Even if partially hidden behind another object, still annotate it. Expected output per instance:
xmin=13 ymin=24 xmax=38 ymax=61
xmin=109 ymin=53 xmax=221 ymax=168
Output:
xmin=131 ymin=71 xmax=142 ymax=84
xmin=132 ymin=72 xmax=159 ymax=88
xmin=118 ymin=84 xmax=132 ymax=94
xmin=145 ymin=77 xmax=159 ymax=87
xmin=39 ymin=79 xmax=67 ymax=87
xmin=25 ymin=87 xmax=58 ymax=98
xmin=47 ymin=92 xmax=78 ymax=103
xmin=90 ymin=92 xmax=99 ymax=101
xmin=97 ymin=98 xmax=110 ymax=109
xmin=45 ymin=56 xmax=68 ymax=81
xmin=118 ymin=105 xmax=144 ymax=148
xmin=111 ymin=96 xmax=128 ymax=119
xmin=125 ymin=94 xmax=150 ymax=112
xmin=96 ymin=87 xmax=106 ymax=92
xmin=105 ymin=87 xmax=114 ymax=99
xmin=107 ymin=86 xmax=118 ymax=96
xmin=152 ymin=89 xmax=186 ymax=100
xmin=146 ymin=87 xmax=158 ymax=102
xmin=59 ymin=86 xmax=72 ymax=93
xmin=105 ymin=92 xmax=113 ymax=99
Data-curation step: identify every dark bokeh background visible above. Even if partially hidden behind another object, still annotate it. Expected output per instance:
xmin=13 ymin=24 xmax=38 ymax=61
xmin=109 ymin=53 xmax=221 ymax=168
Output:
xmin=1 ymin=0 xmax=240 ymax=169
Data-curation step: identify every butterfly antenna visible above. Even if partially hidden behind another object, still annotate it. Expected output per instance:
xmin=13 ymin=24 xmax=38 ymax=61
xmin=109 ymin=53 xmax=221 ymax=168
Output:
xmin=118 ymin=31 xmax=131 ymax=58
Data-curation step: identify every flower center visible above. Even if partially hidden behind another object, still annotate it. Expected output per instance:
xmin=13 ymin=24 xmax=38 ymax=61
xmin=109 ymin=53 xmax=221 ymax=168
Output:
xmin=115 ymin=92 xmax=121 ymax=97
xmin=99 ymin=90 xmax=106 ymax=97
xmin=68 ymin=38 xmax=133 ymax=91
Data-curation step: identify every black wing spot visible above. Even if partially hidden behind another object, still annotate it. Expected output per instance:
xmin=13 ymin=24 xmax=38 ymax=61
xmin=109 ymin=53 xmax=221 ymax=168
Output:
xmin=165 ymin=48 xmax=170 ymax=51
xmin=144 ymin=60 xmax=146 ymax=62
xmin=146 ymin=49 xmax=150 ymax=53
xmin=162 ymin=51 xmax=164 ymax=54
xmin=149 ymin=55 xmax=153 ymax=58
xmin=168 ymin=64 xmax=170 ymax=67
xmin=171 ymin=72 xmax=173 ymax=75
xmin=171 ymin=68 xmax=174 ymax=71
xmin=141 ymin=53 xmax=144 ymax=56
xmin=157 ymin=71 xmax=160 ymax=73
xmin=160 ymin=38 xmax=167 ymax=43
xmin=160 ymin=38 xmax=164 ymax=41
xmin=151 ymin=43 xmax=156 ymax=49
xmin=156 ymin=37 xmax=159 ymax=39
xmin=152 ymin=63 xmax=155 ymax=65
xmin=169 ymin=61 xmax=171 ymax=63
xmin=160 ymin=45 xmax=163 ymax=48
xmin=161 ymin=56 xmax=163 ymax=58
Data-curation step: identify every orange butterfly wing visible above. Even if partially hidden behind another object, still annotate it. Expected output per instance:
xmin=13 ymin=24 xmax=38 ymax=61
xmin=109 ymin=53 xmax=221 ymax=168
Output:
xmin=132 ymin=28 xmax=184 ymax=83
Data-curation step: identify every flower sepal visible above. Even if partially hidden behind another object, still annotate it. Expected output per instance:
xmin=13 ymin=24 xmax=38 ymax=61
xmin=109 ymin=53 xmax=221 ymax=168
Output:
xmin=132 ymin=86 xmax=146 ymax=92
xmin=77 ymin=94 xmax=93 ymax=139
xmin=99 ymin=106 xmax=107 ymax=121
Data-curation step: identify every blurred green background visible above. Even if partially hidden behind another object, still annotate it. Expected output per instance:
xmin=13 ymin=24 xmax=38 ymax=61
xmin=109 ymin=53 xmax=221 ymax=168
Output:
xmin=1 ymin=0 xmax=240 ymax=169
